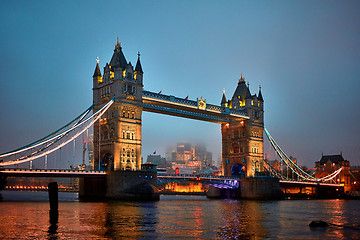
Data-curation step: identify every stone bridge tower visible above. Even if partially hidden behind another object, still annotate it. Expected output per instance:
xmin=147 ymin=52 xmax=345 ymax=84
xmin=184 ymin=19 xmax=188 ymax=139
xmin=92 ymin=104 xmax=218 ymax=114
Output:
xmin=92 ymin=40 xmax=143 ymax=171
xmin=221 ymin=75 xmax=264 ymax=177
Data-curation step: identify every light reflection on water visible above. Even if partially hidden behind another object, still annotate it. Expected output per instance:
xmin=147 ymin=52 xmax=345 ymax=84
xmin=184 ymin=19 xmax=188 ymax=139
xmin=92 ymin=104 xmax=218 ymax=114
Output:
xmin=0 ymin=191 xmax=360 ymax=239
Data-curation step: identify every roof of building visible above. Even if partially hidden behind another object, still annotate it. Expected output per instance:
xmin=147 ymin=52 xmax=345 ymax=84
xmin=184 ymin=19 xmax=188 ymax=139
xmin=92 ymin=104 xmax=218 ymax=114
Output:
xmin=135 ymin=52 xmax=143 ymax=73
xmin=93 ymin=62 xmax=101 ymax=77
xmin=258 ymin=86 xmax=264 ymax=102
xmin=232 ymin=78 xmax=251 ymax=101
xmin=319 ymin=154 xmax=345 ymax=165
xmin=109 ymin=41 xmax=127 ymax=68
xmin=221 ymin=90 xmax=227 ymax=105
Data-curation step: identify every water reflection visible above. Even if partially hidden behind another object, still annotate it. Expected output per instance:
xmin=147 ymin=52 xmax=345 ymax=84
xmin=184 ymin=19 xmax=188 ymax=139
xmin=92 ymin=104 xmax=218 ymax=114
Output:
xmin=1 ymin=192 xmax=360 ymax=239
xmin=217 ymin=200 xmax=269 ymax=239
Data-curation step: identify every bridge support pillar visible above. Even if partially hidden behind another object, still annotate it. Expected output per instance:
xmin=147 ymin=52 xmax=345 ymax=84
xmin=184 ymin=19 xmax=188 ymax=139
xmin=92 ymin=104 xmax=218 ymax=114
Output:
xmin=106 ymin=170 xmax=159 ymax=200
xmin=79 ymin=171 xmax=159 ymax=201
xmin=240 ymin=177 xmax=283 ymax=199
xmin=207 ymin=186 xmax=240 ymax=199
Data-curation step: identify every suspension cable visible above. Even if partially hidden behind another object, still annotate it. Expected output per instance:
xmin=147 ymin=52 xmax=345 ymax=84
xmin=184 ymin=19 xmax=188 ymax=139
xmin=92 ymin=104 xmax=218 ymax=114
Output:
xmin=0 ymin=98 xmax=114 ymax=166
xmin=264 ymin=127 xmax=343 ymax=182
xmin=0 ymin=105 xmax=93 ymax=158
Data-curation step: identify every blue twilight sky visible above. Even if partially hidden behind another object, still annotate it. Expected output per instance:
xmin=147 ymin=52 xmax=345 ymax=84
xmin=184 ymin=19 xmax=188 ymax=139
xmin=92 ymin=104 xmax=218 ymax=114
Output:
xmin=0 ymin=0 xmax=359 ymax=168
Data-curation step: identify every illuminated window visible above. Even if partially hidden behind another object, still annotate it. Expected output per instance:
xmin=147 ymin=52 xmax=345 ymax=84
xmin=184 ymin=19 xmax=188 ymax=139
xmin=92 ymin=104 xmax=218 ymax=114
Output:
xmin=110 ymin=71 xmax=114 ymax=79
xmin=240 ymin=99 xmax=245 ymax=107
xmin=134 ymin=72 xmax=137 ymax=80
xmin=123 ymin=70 xmax=126 ymax=78
xmin=251 ymin=100 xmax=254 ymax=106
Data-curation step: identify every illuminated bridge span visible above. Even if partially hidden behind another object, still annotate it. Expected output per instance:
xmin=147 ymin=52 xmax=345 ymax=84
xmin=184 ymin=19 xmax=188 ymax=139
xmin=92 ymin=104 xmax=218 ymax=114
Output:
xmin=157 ymin=174 xmax=239 ymax=189
xmin=0 ymin=168 xmax=106 ymax=178
xmin=143 ymin=90 xmax=249 ymax=123
xmin=0 ymin=168 xmax=239 ymax=189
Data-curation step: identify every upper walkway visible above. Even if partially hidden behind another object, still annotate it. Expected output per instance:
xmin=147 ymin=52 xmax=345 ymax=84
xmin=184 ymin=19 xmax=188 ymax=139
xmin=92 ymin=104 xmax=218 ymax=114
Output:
xmin=142 ymin=90 xmax=249 ymax=123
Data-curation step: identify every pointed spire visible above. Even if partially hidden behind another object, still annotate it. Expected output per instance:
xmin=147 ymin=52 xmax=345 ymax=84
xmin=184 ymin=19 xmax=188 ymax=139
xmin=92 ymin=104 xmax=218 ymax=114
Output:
xmin=239 ymin=73 xmax=245 ymax=83
xmin=135 ymin=51 xmax=143 ymax=73
xmin=93 ymin=57 xmax=102 ymax=77
xmin=221 ymin=88 xmax=227 ymax=105
xmin=110 ymin=38 xmax=127 ymax=68
xmin=258 ymin=85 xmax=264 ymax=102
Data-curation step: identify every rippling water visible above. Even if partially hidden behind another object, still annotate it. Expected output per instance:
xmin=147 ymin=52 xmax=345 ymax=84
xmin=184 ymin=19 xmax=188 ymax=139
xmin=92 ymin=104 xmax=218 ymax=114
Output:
xmin=0 ymin=191 xmax=360 ymax=239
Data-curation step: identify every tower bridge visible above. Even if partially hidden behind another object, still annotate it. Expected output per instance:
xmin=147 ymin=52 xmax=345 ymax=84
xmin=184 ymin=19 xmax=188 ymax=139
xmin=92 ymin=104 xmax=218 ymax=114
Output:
xmin=0 ymin=40 xmax=344 ymax=200
xmin=92 ymin=39 xmax=264 ymax=177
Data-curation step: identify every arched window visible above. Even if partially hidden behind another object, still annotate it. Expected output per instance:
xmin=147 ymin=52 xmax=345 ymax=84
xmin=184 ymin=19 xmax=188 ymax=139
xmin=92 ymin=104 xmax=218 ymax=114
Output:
xmin=131 ymin=149 xmax=135 ymax=158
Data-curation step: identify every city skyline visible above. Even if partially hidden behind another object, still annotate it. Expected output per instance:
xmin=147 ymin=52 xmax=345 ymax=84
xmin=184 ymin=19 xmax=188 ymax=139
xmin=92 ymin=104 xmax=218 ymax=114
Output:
xmin=0 ymin=1 xmax=359 ymax=168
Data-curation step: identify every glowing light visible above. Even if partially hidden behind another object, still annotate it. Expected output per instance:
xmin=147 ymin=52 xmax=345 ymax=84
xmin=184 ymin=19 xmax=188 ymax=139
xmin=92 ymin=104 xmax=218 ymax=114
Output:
xmin=122 ymin=70 xmax=126 ymax=78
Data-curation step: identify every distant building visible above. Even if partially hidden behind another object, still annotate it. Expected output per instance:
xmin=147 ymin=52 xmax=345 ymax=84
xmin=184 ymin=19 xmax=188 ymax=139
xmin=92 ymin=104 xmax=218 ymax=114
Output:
xmin=315 ymin=153 xmax=351 ymax=193
xmin=87 ymin=133 xmax=94 ymax=170
xmin=146 ymin=154 xmax=167 ymax=168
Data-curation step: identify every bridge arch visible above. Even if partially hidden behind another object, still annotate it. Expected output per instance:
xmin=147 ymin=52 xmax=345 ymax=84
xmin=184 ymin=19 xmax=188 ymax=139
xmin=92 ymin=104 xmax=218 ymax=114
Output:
xmin=231 ymin=163 xmax=245 ymax=178
xmin=100 ymin=153 xmax=114 ymax=171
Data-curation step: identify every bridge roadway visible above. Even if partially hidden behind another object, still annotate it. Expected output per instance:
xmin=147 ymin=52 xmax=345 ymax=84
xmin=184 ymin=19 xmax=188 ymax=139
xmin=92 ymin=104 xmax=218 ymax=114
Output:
xmin=279 ymin=180 xmax=343 ymax=188
xmin=0 ymin=169 xmax=342 ymax=188
xmin=0 ymin=168 xmax=106 ymax=178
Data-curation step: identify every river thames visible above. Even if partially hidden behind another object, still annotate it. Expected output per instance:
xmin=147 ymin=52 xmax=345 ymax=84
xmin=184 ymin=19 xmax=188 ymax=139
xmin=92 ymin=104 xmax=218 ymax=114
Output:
xmin=0 ymin=191 xmax=359 ymax=239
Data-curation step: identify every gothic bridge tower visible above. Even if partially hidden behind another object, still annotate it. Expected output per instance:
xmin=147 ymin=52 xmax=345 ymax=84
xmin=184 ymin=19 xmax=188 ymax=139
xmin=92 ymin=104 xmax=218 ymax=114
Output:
xmin=221 ymin=75 xmax=264 ymax=177
xmin=92 ymin=39 xmax=143 ymax=171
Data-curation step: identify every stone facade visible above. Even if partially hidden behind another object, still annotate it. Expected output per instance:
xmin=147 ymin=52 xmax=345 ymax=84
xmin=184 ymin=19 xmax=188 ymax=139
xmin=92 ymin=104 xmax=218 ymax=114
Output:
xmin=92 ymin=40 xmax=143 ymax=171
xmin=221 ymin=75 xmax=264 ymax=177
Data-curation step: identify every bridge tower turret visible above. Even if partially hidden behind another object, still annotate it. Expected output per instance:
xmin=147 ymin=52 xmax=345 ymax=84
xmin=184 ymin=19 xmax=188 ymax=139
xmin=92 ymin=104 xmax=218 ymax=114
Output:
xmin=92 ymin=39 xmax=143 ymax=171
xmin=221 ymin=75 xmax=264 ymax=177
